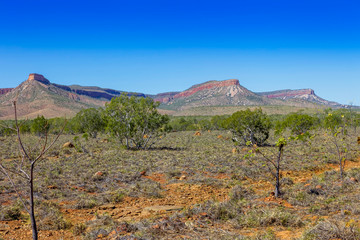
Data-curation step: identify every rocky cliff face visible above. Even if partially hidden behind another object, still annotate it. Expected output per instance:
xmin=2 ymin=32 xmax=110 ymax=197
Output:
xmin=175 ymin=79 xmax=240 ymax=98
xmin=257 ymin=89 xmax=343 ymax=107
xmin=263 ymin=89 xmax=315 ymax=99
xmin=27 ymin=73 xmax=51 ymax=85
xmin=0 ymin=88 xmax=13 ymax=95
xmin=155 ymin=79 xmax=245 ymax=104
xmin=158 ymin=79 xmax=275 ymax=110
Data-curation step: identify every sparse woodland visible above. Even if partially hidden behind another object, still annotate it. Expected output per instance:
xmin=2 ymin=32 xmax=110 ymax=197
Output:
xmin=1 ymin=98 xmax=360 ymax=239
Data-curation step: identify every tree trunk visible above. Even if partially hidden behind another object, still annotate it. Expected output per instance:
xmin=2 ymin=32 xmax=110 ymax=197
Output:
xmin=275 ymin=168 xmax=280 ymax=198
xmin=275 ymin=143 xmax=284 ymax=198
xmin=30 ymin=164 xmax=38 ymax=240
xmin=339 ymin=156 xmax=344 ymax=180
xmin=125 ymin=138 xmax=129 ymax=149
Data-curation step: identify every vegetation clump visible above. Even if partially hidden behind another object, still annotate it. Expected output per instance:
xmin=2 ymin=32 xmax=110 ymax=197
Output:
xmin=225 ymin=108 xmax=271 ymax=146
xmin=104 ymin=94 xmax=170 ymax=150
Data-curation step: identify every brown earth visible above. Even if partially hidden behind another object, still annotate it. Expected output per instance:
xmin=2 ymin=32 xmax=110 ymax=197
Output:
xmin=1 ymin=157 xmax=360 ymax=240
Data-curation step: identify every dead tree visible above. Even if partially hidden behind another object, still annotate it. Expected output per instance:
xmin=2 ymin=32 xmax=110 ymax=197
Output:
xmin=0 ymin=101 xmax=65 ymax=240
xmin=244 ymin=138 xmax=287 ymax=198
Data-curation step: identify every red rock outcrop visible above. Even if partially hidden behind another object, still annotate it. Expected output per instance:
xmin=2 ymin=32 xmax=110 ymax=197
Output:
xmin=174 ymin=79 xmax=240 ymax=99
xmin=27 ymin=73 xmax=50 ymax=85
xmin=153 ymin=80 xmax=241 ymax=103
xmin=0 ymin=88 xmax=13 ymax=95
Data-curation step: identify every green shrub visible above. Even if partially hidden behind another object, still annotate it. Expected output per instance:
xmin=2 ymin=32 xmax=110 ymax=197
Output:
xmin=0 ymin=205 xmax=22 ymax=220
xmin=225 ymin=108 xmax=271 ymax=146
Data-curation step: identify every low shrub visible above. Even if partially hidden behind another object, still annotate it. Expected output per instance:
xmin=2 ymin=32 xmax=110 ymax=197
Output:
xmin=36 ymin=201 xmax=72 ymax=230
xmin=302 ymin=220 xmax=360 ymax=240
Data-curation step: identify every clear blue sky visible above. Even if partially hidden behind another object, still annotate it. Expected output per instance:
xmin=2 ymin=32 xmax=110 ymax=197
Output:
xmin=0 ymin=0 xmax=359 ymax=105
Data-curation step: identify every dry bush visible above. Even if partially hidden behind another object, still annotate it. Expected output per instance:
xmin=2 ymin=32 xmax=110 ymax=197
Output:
xmin=36 ymin=201 xmax=71 ymax=230
xmin=236 ymin=207 xmax=304 ymax=228
xmin=302 ymin=220 xmax=360 ymax=240
xmin=0 ymin=204 xmax=22 ymax=221
xmin=82 ymin=213 xmax=117 ymax=240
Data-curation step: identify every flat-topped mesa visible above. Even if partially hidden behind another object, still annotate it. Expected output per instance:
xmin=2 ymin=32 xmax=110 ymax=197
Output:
xmin=174 ymin=79 xmax=240 ymax=99
xmin=27 ymin=73 xmax=50 ymax=85
xmin=0 ymin=88 xmax=13 ymax=95
xmin=265 ymin=89 xmax=315 ymax=99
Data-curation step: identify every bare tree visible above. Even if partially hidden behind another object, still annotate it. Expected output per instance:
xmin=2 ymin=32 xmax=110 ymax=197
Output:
xmin=245 ymin=138 xmax=286 ymax=198
xmin=0 ymin=101 xmax=65 ymax=240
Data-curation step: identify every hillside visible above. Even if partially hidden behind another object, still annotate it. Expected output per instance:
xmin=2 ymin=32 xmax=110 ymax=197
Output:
xmin=157 ymin=79 xmax=273 ymax=110
xmin=0 ymin=74 xmax=105 ymax=119
xmin=0 ymin=74 xmax=350 ymax=119
xmin=155 ymin=79 xmax=345 ymax=114
xmin=257 ymin=89 xmax=343 ymax=108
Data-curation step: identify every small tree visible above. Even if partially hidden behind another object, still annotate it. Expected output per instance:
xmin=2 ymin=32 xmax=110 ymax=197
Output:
xmin=0 ymin=101 xmax=65 ymax=240
xmin=226 ymin=108 xmax=271 ymax=146
xmin=210 ymin=115 xmax=228 ymax=130
xmin=277 ymin=112 xmax=316 ymax=136
xmin=72 ymin=108 xmax=105 ymax=138
xmin=244 ymin=112 xmax=314 ymax=198
xmin=31 ymin=115 xmax=49 ymax=136
xmin=105 ymin=94 xmax=170 ymax=150
xmin=245 ymin=138 xmax=287 ymax=198
xmin=324 ymin=111 xmax=349 ymax=179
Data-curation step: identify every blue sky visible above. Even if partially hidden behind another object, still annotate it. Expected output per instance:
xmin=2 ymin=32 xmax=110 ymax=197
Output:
xmin=0 ymin=0 xmax=359 ymax=105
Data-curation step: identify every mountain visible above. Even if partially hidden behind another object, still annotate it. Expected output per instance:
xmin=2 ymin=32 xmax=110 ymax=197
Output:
xmin=155 ymin=79 xmax=346 ymax=112
xmin=156 ymin=79 xmax=272 ymax=110
xmin=0 ymin=73 xmax=151 ymax=119
xmin=53 ymin=84 xmax=145 ymax=100
xmin=0 ymin=74 xmax=105 ymax=119
xmin=256 ymin=89 xmax=343 ymax=107
xmin=0 ymin=73 xmax=349 ymax=119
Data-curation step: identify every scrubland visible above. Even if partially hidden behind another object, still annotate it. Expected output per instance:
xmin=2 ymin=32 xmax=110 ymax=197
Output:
xmin=1 ymin=128 xmax=360 ymax=240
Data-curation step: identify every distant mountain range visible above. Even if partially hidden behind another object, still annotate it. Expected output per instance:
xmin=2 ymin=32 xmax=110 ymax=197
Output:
xmin=0 ymin=73 xmax=349 ymax=119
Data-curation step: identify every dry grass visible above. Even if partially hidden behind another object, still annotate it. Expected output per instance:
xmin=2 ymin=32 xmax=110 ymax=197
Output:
xmin=0 ymin=129 xmax=359 ymax=239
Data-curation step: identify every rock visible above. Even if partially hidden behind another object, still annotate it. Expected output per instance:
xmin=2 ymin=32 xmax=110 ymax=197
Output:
xmin=27 ymin=73 xmax=51 ymax=85
xmin=98 ymin=204 xmax=116 ymax=210
xmin=62 ymin=142 xmax=74 ymax=148
xmin=143 ymin=205 xmax=183 ymax=214
xmin=350 ymin=177 xmax=358 ymax=182
xmin=152 ymin=224 xmax=160 ymax=229
xmin=179 ymin=175 xmax=187 ymax=180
